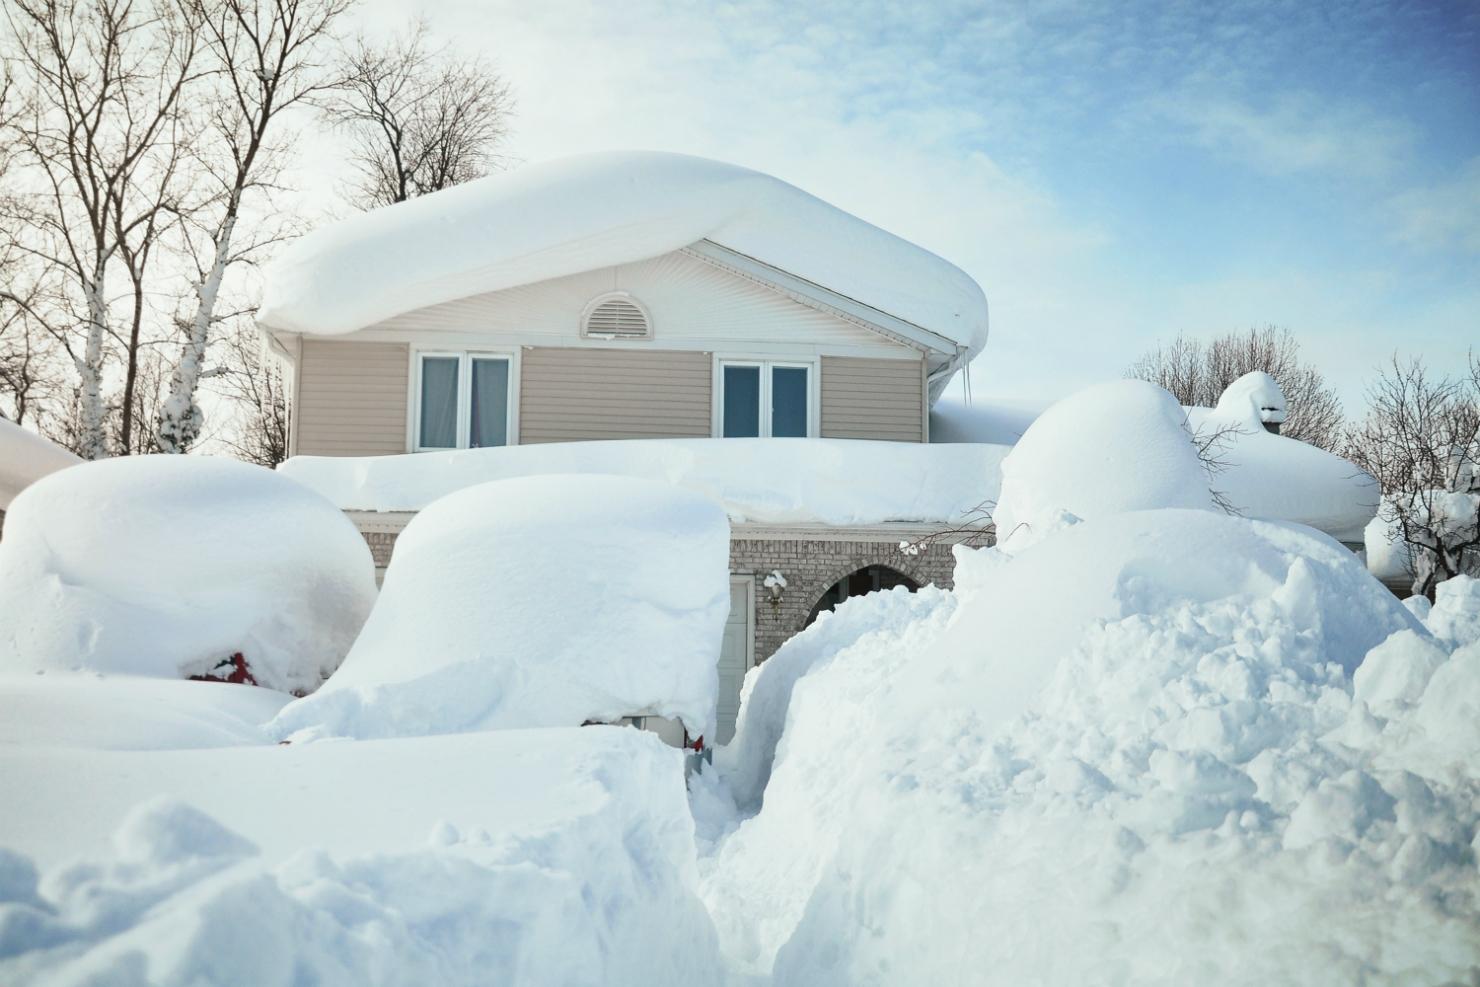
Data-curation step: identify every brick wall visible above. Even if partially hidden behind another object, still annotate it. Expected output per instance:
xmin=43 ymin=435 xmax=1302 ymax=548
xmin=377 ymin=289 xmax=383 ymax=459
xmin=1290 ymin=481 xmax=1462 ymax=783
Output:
xmin=729 ymin=535 xmax=963 ymax=663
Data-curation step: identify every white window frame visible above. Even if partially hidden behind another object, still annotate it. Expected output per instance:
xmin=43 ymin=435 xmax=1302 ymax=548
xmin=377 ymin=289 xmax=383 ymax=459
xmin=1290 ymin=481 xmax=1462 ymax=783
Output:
xmin=712 ymin=356 xmax=818 ymax=438
xmin=410 ymin=348 xmax=520 ymax=452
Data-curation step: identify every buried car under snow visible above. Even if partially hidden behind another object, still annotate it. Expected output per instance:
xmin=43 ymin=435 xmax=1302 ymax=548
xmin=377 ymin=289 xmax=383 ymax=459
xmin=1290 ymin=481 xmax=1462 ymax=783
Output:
xmin=271 ymin=474 xmax=732 ymax=747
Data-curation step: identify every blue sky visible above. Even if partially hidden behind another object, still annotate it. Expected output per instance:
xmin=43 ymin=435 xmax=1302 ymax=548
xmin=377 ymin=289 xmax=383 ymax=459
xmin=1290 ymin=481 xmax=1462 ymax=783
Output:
xmin=344 ymin=0 xmax=1479 ymax=412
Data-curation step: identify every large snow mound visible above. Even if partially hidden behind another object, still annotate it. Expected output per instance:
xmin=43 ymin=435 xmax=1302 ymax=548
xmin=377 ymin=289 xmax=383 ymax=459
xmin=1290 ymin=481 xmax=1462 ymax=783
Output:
xmin=700 ymin=510 xmax=1464 ymax=983
xmin=273 ymin=475 xmax=730 ymax=741
xmin=0 ymin=455 xmax=376 ymax=694
xmin=280 ymin=437 xmax=1008 ymax=525
xmin=257 ymin=150 xmax=988 ymax=354
xmin=993 ymin=380 xmax=1215 ymax=545
xmin=1187 ymin=375 xmax=1377 ymax=543
xmin=0 ymin=418 xmax=79 ymax=509
xmin=0 ymin=728 xmax=722 ymax=984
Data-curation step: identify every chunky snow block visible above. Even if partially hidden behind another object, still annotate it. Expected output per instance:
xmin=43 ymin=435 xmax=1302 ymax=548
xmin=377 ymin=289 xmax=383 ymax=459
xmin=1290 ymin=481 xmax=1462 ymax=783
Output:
xmin=274 ymin=474 xmax=730 ymax=741
xmin=0 ymin=455 xmax=376 ymax=694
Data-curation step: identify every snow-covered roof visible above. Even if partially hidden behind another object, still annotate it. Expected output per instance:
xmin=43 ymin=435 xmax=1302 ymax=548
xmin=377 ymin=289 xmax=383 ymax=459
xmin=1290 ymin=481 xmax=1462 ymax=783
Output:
xmin=0 ymin=418 xmax=80 ymax=509
xmin=257 ymin=151 xmax=989 ymax=356
xmin=279 ymin=438 xmax=1007 ymax=526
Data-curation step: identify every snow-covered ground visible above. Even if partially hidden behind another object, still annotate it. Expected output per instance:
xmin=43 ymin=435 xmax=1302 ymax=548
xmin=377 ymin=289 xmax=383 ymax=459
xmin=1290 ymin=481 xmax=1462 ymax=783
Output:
xmin=1 ymin=382 xmax=1476 ymax=985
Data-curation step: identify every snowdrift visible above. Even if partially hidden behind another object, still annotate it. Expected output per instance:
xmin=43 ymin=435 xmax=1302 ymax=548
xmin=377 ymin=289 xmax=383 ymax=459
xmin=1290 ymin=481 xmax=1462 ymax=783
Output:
xmin=273 ymin=475 xmax=730 ymax=741
xmin=0 ymin=728 xmax=722 ymax=985
xmin=257 ymin=150 xmax=989 ymax=355
xmin=279 ymin=437 xmax=1008 ymax=525
xmin=0 ymin=455 xmax=376 ymax=694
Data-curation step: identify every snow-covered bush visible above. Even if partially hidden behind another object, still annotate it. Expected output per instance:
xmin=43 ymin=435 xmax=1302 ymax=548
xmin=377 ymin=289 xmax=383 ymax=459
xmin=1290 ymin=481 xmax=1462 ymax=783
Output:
xmin=993 ymin=379 xmax=1215 ymax=546
xmin=0 ymin=455 xmax=376 ymax=694
xmin=701 ymin=508 xmax=1478 ymax=984
xmin=274 ymin=474 xmax=730 ymax=741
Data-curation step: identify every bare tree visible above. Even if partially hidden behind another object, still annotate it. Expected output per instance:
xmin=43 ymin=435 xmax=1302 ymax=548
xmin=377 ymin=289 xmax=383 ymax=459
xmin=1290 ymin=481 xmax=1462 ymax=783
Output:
xmin=1128 ymin=327 xmax=1344 ymax=450
xmin=154 ymin=0 xmax=349 ymax=454
xmin=323 ymin=18 xmax=513 ymax=209
xmin=210 ymin=322 xmax=289 ymax=466
xmin=1345 ymin=355 xmax=1480 ymax=600
xmin=3 ymin=0 xmax=202 ymax=457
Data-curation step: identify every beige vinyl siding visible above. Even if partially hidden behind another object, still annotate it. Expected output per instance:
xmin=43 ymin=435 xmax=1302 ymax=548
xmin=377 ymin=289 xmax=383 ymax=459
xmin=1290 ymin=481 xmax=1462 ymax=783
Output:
xmin=520 ymin=346 xmax=711 ymax=443
xmin=295 ymin=340 xmax=409 ymax=456
xmin=820 ymin=356 xmax=925 ymax=442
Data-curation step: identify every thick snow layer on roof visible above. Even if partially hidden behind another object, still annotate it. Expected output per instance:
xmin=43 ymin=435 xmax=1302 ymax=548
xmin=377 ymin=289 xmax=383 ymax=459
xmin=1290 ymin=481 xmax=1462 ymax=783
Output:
xmin=1187 ymin=405 xmax=1378 ymax=543
xmin=0 ymin=417 xmax=79 ymax=508
xmin=273 ymin=475 xmax=731 ymax=741
xmin=279 ymin=438 xmax=1008 ymax=526
xmin=699 ymin=509 xmax=1466 ymax=982
xmin=257 ymin=151 xmax=988 ymax=354
xmin=0 ymin=455 xmax=376 ymax=694
xmin=0 ymin=727 xmax=723 ymax=982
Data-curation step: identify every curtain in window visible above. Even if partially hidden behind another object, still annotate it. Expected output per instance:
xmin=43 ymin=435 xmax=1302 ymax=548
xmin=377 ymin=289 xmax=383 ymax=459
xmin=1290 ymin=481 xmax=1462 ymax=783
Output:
xmin=771 ymin=366 xmax=808 ymax=437
xmin=723 ymin=365 xmax=761 ymax=437
xmin=419 ymin=356 xmax=459 ymax=448
xmin=469 ymin=358 xmax=510 ymax=447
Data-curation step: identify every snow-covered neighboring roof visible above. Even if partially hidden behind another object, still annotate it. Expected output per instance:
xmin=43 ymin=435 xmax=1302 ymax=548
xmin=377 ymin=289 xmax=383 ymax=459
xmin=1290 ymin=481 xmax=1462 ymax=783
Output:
xmin=1216 ymin=370 xmax=1287 ymax=425
xmin=0 ymin=418 xmax=80 ymax=509
xmin=256 ymin=151 xmax=989 ymax=355
xmin=279 ymin=438 xmax=1007 ymax=526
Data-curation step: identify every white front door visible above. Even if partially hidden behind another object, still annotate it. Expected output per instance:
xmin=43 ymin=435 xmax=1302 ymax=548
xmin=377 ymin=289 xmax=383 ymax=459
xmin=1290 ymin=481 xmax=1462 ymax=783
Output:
xmin=716 ymin=576 xmax=754 ymax=745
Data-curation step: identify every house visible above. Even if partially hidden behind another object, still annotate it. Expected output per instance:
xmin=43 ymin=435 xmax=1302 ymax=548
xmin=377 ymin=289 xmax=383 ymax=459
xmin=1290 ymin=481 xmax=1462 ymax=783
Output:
xmin=258 ymin=150 xmax=992 ymax=743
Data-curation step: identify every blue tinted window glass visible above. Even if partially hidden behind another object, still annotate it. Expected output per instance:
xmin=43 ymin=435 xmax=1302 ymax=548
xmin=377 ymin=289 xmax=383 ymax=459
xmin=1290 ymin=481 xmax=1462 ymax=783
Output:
xmin=771 ymin=366 xmax=808 ymax=437
xmin=419 ymin=356 xmax=459 ymax=448
xmin=723 ymin=365 xmax=761 ymax=438
xmin=469 ymin=358 xmax=509 ymax=447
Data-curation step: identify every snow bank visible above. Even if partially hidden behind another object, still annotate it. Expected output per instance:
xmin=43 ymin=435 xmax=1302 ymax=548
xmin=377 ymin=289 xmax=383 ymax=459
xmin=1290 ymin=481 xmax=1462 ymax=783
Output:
xmin=0 ymin=677 xmax=289 ymax=750
xmin=0 ymin=455 xmax=376 ymax=694
xmin=0 ymin=728 xmax=722 ymax=984
xmin=1187 ymin=375 xmax=1377 ymax=543
xmin=993 ymin=380 xmax=1215 ymax=545
xmin=701 ymin=510 xmax=1465 ymax=983
xmin=273 ymin=475 xmax=730 ymax=741
xmin=258 ymin=150 xmax=988 ymax=355
xmin=280 ymin=437 xmax=1007 ymax=525
xmin=0 ymin=418 xmax=79 ymax=508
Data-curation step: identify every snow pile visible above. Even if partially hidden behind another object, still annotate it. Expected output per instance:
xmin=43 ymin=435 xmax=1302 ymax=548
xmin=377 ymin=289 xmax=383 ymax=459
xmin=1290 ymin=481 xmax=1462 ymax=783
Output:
xmin=993 ymin=379 xmax=1215 ymax=545
xmin=700 ymin=509 xmax=1480 ymax=984
xmin=0 ymin=456 xmax=376 ymax=694
xmin=0 ymin=418 xmax=79 ymax=509
xmin=0 ymin=728 xmax=723 ymax=985
xmin=280 ymin=437 xmax=1008 ymax=525
xmin=1187 ymin=375 xmax=1377 ymax=543
xmin=1214 ymin=369 xmax=1287 ymax=427
xmin=257 ymin=150 xmax=989 ymax=355
xmin=928 ymin=396 xmax=1045 ymax=445
xmin=274 ymin=475 xmax=730 ymax=741
xmin=1425 ymin=575 xmax=1480 ymax=651
xmin=0 ymin=677 xmax=289 ymax=750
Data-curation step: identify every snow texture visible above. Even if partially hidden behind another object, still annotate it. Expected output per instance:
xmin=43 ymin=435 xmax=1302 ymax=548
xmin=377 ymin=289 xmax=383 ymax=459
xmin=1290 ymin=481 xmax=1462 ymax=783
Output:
xmin=273 ymin=475 xmax=731 ymax=741
xmin=699 ymin=509 xmax=1473 ymax=984
xmin=0 ymin=419 xmax=79 ymax=509
xmin=993 ymin=379 xmax=1217 ymax=547
xmin=257 ymin=150 xmax=988 ymax=355
xmin=0 ymin=728 xmax=722 ymax=986
xmin=0 ymin=455 xmax=376 ymax=694
xmin=280 ymin=437 xmax=1008 ymax=525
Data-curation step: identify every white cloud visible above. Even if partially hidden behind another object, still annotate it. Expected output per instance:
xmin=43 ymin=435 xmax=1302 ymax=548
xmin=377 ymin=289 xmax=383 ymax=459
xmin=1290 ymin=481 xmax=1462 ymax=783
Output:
xmin=1387 ymin=157 xmax=1480 ymax=255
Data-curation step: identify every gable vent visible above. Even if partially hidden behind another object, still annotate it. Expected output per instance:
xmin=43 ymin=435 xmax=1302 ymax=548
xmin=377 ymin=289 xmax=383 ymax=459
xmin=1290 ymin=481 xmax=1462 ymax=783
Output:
xmin=582 ymin=294 xmax=651 ymax=339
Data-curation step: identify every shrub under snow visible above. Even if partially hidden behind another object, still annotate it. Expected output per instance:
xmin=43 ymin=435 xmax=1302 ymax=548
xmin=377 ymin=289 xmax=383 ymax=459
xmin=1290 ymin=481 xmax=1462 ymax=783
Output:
xmin=993 ymin=379 xmax=1215 ymax=545
xmin=274 ymin=474 xmax=731 ymax=741
xmin=0 ymin=455 xmax=376 ymax=695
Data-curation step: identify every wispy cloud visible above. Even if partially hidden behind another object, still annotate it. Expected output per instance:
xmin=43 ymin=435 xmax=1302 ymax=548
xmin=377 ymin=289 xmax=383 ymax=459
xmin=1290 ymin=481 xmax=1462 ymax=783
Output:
xmin=1387 ymin=157 xmax=1480 ymax=255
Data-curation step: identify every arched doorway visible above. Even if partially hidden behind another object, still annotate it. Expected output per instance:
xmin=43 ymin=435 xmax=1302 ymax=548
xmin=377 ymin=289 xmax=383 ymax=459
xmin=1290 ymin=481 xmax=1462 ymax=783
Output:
xmin=804 ymin=565 xmax=921 ymax=627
